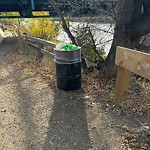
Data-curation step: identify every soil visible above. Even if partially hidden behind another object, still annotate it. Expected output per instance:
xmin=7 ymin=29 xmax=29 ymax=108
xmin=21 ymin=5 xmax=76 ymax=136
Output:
xmin=0 ymin=35 xmax=149 ymax=150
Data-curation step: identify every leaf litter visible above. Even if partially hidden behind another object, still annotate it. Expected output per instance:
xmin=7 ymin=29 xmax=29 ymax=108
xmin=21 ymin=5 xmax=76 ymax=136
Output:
xmin=5 ymin=41 xmax=150 ymax=150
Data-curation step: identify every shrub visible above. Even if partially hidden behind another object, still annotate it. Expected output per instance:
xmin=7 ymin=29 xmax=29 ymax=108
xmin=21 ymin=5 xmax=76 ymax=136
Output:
xmin=26 ymin=12 xmax=60 ymax=42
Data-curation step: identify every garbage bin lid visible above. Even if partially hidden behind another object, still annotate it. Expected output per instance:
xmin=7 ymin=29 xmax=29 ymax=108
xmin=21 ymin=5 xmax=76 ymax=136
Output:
xmin=61 ymin=43 xmax=80 ymax=51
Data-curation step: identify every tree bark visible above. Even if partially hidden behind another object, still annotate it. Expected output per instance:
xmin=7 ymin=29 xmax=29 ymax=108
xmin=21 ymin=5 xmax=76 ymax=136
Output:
xmin=102 ymin=0 xmax=150 ymax=79
xmin=126 ymin=16 xmax=150 ymax=39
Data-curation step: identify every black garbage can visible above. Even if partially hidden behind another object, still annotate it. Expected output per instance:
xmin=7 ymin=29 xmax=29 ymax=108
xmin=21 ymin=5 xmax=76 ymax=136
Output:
xmin=54 ymin=47 xmax=81 ymax=90
xmin=56 ymin=62 xmax=81 ymax=90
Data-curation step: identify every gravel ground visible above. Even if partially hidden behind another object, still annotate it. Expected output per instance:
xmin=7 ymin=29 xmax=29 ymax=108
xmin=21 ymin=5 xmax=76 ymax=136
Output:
xmin=0 ymin=37 xmax=123 ymax=150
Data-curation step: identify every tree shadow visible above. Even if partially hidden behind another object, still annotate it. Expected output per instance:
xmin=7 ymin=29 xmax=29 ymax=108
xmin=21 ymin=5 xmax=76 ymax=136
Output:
xmin=14 ymin=78 xmax=38 ymax=150
xmin=43 ymin=87 xmax=91 ymax=150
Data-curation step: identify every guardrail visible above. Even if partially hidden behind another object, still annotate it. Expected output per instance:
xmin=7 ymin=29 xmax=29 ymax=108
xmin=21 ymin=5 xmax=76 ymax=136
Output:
xmin=24 ymin=34 xmax=56 ymax=59
xmin=114 ymin=46 xmax=150 ymax=104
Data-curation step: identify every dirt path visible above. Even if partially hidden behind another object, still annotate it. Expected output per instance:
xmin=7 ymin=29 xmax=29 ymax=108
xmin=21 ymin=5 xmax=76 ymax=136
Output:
xmin=0 ymin=38 xmax=124 ymax=150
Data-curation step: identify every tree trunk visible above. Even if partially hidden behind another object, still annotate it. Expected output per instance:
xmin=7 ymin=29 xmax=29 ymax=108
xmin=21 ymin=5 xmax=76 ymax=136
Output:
xmin=102 ymin=0 xmax=150 ymax=79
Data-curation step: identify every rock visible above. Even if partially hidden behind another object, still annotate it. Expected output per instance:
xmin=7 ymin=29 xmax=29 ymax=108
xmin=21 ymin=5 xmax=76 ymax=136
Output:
xmin=1 ymin=109 xmax=6 ymax=112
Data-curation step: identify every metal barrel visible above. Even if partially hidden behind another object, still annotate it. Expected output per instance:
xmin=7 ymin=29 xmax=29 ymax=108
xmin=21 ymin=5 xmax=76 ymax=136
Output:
xmin=54 ymin=48 xmax=81 ymax=90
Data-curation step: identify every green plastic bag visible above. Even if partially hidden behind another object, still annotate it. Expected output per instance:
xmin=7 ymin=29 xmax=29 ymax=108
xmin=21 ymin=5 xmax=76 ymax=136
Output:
xmin=61 ymin=43 xmax=80 ymax=51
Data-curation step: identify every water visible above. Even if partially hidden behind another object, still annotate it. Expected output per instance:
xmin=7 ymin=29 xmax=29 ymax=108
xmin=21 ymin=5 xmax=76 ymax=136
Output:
xmin=57 ymin=22 xmax=114 ymax=55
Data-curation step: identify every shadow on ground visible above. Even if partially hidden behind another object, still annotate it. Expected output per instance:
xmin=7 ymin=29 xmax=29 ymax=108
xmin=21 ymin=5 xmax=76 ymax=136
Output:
xmin=13 ymin=79 xmax=91 ymax=150
xmin=14 ymin=75 xmax=39 ymax=149
xmin=0 ymin=36 xmax=91 ymax=150
xmin=43 ymin=87 xmax=91 ymax=150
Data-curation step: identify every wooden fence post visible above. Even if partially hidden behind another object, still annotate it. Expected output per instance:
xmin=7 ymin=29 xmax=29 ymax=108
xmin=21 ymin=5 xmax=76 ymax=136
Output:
xmin=114 ymin=46 xmax=150 ymax=104
xmin=114 ymin=67 xmax=131 ymax=105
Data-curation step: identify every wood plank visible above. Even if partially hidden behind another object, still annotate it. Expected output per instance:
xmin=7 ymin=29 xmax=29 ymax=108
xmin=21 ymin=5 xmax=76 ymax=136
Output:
xmin=25 ymin=35 xmax=56 ymax=49
xmin=114 ymin=67 xmax=131 ymax=104
xmin=115 ymin=46 xmax=150 ymax=80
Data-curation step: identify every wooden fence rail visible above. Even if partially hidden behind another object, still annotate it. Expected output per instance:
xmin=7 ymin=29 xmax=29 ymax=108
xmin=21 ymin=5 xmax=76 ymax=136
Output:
xmin=24 ymin=35 xmax=56 ymax=59
xmin=114 ymin=46 xmax=150 ymax=104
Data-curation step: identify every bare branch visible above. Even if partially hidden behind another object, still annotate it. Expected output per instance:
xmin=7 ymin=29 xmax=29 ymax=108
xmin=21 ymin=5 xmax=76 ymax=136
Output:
xmin=48 ymin=0 xmax=77 ymax=45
